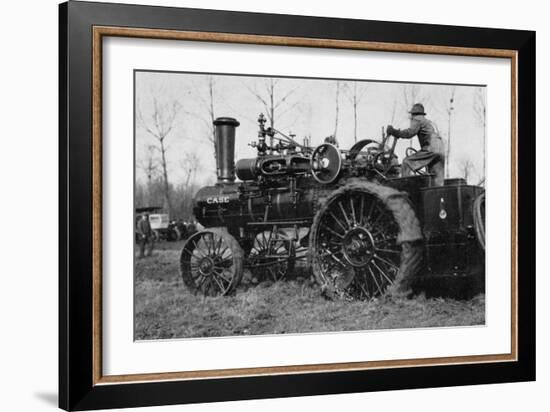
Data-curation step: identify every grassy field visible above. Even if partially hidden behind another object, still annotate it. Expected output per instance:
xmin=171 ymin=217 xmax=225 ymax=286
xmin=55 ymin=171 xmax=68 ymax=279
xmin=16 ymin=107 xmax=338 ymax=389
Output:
xmin=135 ymin=240 xmax=485 ymax=340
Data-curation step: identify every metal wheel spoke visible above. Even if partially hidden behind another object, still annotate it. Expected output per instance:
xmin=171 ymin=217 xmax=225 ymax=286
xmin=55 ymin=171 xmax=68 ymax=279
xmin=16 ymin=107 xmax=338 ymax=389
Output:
xmin=196 ymin=274 xmax=208 ymax=289
xmin=338 ymin=201 xmax=352 ymax=228
xmin=327 ymin=239 xmax=343 ymax=248
xmin=191 ymin=239 xmax=208 ymax=259
xmin=183 ymin=248 xmax=196 ymax=257
xmin=358 ymin=194 xmax=365 ymax=226
xmin=219 ymin=255 xmax=234 ymax=264
xmin=320 ymin=246 xmax=342 ymax=256
xmin=268 ymin=265 xmax=283 ymax=281
xmin=327 ymin=250 xmax=346 ymax=267
xmin=194 ymin=248 xmax=209 ymax=260
xmin=215 ymin=236 xmax=223 ymax=255
xmin=217 ymin=269 xmax=232 ymax=284
xmin=349 ymin=196 xmax=357 ymax=226
xmin=321 ymin=223 xmax=344 ymax=239
xmin=204 ymin=234 xmax=213 ymax=256
xmin=369 ymin=206 xmax=385 ymax=227
xmin=267 ymin=229 xmax=273 ymax=248
xmin=203 ymin=234 xmax=210 ymax=255
xmin=374 ymin=236 xmax=398 ymax=246
xmin=204 ymin=278 xmax=214 ymax=294
xmin=367 ymin=266 xmax=384 ymax=295
xmin=328 ymin=210 xmax=347 ymax=232
xmin=366 ymin=196 xmax=376 ymax=223
xmin=373 ymin=254 xmax=399 ymax=271
xmin=213 ymin=267 xmax=232 ymax=282
xmin=370 ymin=228 xmax=395 ymax=239
xmin=210 ymin=234 xmax=218 ymax=255
xmin=371 ymin=260 xmax=395 ymax=285
xmin=212 ymin=274 xmax=226 ymax=292
xmin=375 ymin=247 xmax=400 ymax=255
xmin=358 ymin=279 xmax=370 ymax=299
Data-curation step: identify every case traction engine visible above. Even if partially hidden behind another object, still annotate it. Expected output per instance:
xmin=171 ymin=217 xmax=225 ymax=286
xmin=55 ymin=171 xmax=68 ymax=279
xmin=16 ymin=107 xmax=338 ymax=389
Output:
xmin=179 ymin=114 xmax=485 ymax=300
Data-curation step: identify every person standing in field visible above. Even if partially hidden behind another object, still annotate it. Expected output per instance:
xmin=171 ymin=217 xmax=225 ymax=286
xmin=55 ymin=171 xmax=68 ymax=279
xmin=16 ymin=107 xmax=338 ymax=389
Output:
xmin=386 ymin=103 xmax=446 ymax=186
xmin=137 ymin=214 xmax=154 ymax=258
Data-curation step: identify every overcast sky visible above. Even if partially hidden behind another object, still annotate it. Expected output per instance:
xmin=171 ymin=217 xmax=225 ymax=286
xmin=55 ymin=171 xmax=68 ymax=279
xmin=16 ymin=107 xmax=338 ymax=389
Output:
xmin=135 ymin=71 xmax=486 ymax=187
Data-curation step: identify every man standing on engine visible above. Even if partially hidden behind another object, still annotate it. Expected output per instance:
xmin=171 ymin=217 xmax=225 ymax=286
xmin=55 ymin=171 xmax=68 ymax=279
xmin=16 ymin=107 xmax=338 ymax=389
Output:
xmin=324 ymin=134 xmax=339 ymax=147
xmin=386 ymin=103 xmax=445 ymax=186
xmin=137 ymin=213 xmax=154 ymax=258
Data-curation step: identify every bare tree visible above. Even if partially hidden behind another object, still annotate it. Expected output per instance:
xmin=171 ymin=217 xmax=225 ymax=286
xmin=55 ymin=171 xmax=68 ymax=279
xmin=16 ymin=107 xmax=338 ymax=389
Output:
xmin=473 ymin=88 xmax=486 ymax=180
xmin=402 ymin=84 xmax=431 ymax=117
xmin=387 ymin=97 xmax=398 ymax=126
xmin=402 ymin=84 xmax=423 ymax=113
xmin=138 ymin=145 xmax=159 ymax=205
xmin=175 ymin=153 xmax=201 ymax=220
xmin=342 ymin=82 xmax=368 ymax=142
xmin=181 ymin=152 xmax=201 ymax=191
xmin=445 ymin=86 xmax=457 ymax=178
xmin=245 ymin=78 xmax=300 ymax=129
xmin=191 ymin=76 xmax=219 ymax=175
xmin=458 ymin=157 xmax=475 ymax=183
xmin=139 ymin=145 xmax=159 ymax=185
xmin=137 ymin=97 xmax=182 ymax=215
xmin=333 ymin=81 xmax=342 ymax=138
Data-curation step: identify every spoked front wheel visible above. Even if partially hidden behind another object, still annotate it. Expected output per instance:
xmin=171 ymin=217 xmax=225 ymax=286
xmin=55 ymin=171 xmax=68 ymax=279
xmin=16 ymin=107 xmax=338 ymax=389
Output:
xmin=180 ymin=228 xmax=244 ymax=296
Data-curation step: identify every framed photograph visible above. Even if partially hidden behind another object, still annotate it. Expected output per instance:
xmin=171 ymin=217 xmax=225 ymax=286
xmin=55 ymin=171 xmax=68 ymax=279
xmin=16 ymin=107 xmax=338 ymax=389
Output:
xmin=59 ymin=1 xmax=535 ymax=410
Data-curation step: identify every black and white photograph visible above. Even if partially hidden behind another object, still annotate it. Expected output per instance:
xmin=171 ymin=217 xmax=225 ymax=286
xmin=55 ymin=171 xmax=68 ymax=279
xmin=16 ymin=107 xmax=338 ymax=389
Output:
xmin=0 ymin=0 xmax=542 ymax=409
xmin=134 ymin=71 xmax=486 ymax=340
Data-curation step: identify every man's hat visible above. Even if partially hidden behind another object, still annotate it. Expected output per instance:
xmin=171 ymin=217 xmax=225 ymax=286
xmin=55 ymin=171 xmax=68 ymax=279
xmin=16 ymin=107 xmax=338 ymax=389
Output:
xmin=409 ymin=103 xmax=426 ymax=115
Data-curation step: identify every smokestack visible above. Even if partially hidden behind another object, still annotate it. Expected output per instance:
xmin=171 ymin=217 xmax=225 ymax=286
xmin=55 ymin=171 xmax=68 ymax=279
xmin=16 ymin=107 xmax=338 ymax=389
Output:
xmin=213 ymin=117 xmax=240 ymax=183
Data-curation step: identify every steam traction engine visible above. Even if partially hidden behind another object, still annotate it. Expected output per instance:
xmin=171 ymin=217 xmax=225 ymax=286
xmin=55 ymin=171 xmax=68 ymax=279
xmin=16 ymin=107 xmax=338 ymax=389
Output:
xmin=180 ymin=115 xmax=485 ymax=299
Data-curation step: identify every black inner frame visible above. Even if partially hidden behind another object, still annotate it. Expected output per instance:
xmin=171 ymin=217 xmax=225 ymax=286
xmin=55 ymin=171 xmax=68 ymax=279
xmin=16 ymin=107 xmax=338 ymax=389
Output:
xmin=59 ymin=1 xmax=536 ymax=410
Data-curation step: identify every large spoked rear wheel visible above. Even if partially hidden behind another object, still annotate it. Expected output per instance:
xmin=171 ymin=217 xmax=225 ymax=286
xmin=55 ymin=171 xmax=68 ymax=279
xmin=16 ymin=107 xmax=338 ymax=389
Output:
xmin=310 ymin=181 xmax=423 ymax=300
xmin=180 ymin=228 xmax=244 ymax=297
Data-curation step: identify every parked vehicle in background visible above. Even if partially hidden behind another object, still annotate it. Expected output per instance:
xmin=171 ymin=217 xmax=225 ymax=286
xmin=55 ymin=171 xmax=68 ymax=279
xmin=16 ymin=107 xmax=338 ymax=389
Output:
xmin=135 ymin=207 xmax=169 ymax=242
xmin=148 ymin=213 xmax=170 ymax=241
xmin=136 ymin=207 xmax=198 ymax=242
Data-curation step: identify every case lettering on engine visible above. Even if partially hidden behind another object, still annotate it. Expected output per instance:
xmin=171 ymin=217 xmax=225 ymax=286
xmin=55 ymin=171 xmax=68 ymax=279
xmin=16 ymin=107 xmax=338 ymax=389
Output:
xmin=206 ymin=196 xmax=230 ymax=204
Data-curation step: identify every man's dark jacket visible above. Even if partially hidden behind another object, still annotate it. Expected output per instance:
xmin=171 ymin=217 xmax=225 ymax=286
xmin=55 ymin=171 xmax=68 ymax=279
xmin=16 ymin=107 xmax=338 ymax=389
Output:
xmin=390 ymin=116 xmax=443 ymax=152
xmin=137 ymin=218 xmax=152 ymax=237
